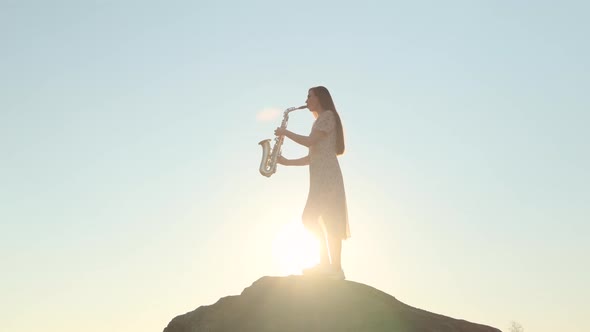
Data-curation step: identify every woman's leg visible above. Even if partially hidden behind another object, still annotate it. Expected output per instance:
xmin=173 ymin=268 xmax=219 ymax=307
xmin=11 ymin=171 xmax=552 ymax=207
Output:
xmin=303 ymin=219 xmax=329 ymax=271
xmin=318 ymin=230 xmax=330 ymax=265
xmin=302 ymin=225 xmax=330 ymax=275
xmin=327 ymin=234 xmax=342 ymax=270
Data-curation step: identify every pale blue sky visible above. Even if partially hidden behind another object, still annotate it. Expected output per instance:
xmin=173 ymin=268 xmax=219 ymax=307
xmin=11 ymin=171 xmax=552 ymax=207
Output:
xmin=1 ymin=1 xmax=589 ymax=332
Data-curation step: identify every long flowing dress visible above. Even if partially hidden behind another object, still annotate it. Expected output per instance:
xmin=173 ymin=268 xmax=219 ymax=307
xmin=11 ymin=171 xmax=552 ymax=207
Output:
xmin=302 ymin=110 xmax=351 ymax=240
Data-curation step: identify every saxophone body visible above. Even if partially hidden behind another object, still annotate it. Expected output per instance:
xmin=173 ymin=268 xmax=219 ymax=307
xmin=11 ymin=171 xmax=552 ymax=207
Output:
xmin=258 ymin=105 xmax=307 ymax=177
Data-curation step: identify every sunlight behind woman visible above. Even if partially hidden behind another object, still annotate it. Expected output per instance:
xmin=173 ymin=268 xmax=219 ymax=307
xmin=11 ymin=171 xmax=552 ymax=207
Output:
xmin=272 ymin=219 xmax=319 ymax=275
xmin=256 ymin=107 xmax=280 ymax=122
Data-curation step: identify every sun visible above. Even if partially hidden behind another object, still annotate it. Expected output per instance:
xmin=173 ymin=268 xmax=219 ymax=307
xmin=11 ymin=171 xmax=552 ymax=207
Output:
xmin=272 ymin=219 xmax=319 ymax=275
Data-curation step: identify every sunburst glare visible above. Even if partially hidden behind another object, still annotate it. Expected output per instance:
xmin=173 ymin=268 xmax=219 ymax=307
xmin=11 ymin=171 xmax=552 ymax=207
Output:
xmin=256 ymin=107 xmax=280 ymax=122
xmin=272 ymin=219 xmax=319 ymax=275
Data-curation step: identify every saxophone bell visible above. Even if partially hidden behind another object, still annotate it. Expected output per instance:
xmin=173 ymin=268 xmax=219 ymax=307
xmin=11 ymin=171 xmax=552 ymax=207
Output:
xmin=258 ymin=138 xmax=274 ymax=177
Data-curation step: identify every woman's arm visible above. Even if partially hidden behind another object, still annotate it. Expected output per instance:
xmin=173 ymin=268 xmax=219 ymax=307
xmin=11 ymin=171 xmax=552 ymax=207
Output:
xmin=275 ymin=127 xmax=326 ymax=148
xmin=278 ymin=155 xmax=310 ymax=166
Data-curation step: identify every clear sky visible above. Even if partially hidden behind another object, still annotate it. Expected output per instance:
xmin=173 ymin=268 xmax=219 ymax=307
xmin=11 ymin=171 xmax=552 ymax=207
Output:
xmin=1 ymin=1 xmax=589 ymax=331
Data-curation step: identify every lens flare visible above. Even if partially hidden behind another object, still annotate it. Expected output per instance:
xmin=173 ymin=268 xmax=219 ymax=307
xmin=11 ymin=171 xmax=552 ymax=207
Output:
xmin=256 ymin=107 xmax=280 ymax=122
xmin=272 ymin=219 xmax=319 ymax=275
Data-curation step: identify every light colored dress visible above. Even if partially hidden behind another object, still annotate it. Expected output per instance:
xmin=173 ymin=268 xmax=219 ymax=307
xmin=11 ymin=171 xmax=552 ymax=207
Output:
xmin=302 ymin=110 xmax=351 ymax=240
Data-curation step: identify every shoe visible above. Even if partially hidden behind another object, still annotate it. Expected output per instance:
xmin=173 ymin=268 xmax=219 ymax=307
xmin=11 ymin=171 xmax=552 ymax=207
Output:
xmin=302 ymin=263 xmax=330 ymax=276
xmin=302 ymin=264 xmax=345 ymax=280
xmin=325 ymin=267 xmax=345 ymax=280
xmin=313 ymin=265 xmax=345 ymax=280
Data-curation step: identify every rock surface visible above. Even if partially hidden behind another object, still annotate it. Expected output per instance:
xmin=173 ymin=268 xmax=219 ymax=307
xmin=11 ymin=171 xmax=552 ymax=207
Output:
xmin=164 ymin=275 xmax=501 ymax=332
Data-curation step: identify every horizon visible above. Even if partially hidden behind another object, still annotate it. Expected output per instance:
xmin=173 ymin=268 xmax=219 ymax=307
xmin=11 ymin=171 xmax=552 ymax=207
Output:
xmin=2 ymin=1 xmax=589 ymax=332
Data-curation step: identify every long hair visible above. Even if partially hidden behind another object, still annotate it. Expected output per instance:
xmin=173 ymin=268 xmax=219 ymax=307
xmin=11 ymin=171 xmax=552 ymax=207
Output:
xmin=310 ymin=86 xmax=345 ymax=155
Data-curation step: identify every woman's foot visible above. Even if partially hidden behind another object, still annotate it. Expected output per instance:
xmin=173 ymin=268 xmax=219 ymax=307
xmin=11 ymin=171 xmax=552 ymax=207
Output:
xmin=302 ymin=263 xmax=330 ymax=276
xmin=303 ymin=264 xmax=345 ymax=280
xmin=325 ymin=266 xmax=345 ymax=280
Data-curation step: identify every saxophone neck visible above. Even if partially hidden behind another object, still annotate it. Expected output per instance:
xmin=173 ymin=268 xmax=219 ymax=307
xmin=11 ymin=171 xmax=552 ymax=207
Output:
xmin=285 ymin=105 xmax=307 ymax=114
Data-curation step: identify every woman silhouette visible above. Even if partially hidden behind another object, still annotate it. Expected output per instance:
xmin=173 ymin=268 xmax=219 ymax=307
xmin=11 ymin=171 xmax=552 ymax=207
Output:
xmin=275 ymin=86 xmax=350 ymax=280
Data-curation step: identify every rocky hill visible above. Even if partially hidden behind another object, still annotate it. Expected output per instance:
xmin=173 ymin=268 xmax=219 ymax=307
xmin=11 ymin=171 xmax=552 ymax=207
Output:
xmin=164 ymin=275 xmax=501 ymax=332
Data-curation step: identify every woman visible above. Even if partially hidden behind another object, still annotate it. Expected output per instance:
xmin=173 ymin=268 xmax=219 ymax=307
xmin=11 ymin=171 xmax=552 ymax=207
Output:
xmin=275 ymin=86 xmax=350 ymax=280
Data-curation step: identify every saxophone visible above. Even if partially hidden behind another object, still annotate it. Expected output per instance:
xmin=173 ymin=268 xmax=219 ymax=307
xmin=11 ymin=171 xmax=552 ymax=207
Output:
xmin=258 ymin=105 xmax=307 ymax=177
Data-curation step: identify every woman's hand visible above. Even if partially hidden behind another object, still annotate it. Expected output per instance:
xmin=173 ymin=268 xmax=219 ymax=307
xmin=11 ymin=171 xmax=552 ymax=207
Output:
xmin=274 ymin=127 xmax=288 ymax=137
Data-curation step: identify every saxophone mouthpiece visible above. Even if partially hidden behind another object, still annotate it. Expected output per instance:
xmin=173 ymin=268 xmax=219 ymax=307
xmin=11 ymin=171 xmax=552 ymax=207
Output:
xmin=297 ymin=105 xmax=307 ymax=109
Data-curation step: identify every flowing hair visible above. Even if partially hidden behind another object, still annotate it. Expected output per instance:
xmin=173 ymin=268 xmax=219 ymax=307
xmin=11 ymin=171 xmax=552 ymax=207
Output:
xmin=310 ymin=86 xmax=345 ymax=155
